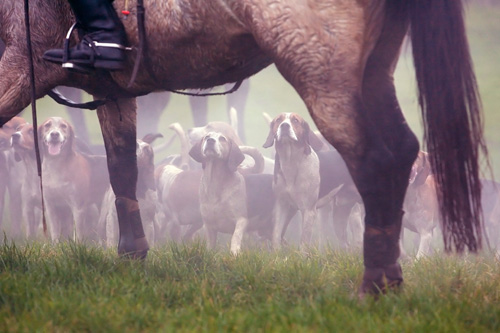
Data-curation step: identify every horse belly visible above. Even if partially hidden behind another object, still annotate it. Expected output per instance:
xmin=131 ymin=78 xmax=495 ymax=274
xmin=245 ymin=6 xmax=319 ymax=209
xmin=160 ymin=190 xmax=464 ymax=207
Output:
xmin=115 ymin=0 xmax=273 ymax=91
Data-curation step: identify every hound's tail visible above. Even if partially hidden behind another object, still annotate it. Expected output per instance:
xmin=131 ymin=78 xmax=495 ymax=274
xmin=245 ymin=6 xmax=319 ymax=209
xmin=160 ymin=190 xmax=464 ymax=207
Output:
xmin=168 ymin=122 xmax=191 ymax=170
xmin=409 ymin=0 xmax=488 ymax=252
xmin=239 ymin=146 xmax=265 ymax=175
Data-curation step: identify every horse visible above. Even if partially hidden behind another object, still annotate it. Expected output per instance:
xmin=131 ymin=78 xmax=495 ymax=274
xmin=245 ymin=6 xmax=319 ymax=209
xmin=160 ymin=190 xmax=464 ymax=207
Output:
xmin=0 ymin=0 xmax=486 ymax=295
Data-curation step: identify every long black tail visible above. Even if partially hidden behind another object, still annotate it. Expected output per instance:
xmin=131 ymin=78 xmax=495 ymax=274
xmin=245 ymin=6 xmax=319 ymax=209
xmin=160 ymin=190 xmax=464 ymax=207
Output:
xmin=408 ymin=0 xmax=488 ymax=252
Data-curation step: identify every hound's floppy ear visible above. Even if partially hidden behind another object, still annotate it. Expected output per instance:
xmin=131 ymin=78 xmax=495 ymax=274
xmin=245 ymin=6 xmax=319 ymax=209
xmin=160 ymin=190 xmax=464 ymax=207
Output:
xmin=227 ymin=140 xmax=245 ymax=173
xmin=37 ymin=124 xmax=46 ymax=155
xmin=14 ymin=152 xmax=22 ymax=162
xmin=66 ymin=121 xmax=75 ymax=148
xmin=263 ymin=119 xmax=276 ymax=148
xmin=302 ymin=121 xmax=312 ymax=155
xmin=189 ymin=140 xmax=204 ymax=165
xmin=308 ymin=130 xmax=325 ymax=152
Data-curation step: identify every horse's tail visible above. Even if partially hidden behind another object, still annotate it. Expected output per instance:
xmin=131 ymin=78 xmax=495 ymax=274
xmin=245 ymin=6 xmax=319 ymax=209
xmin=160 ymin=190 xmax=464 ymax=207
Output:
xmin=408 ymin=0 xmax=488 ymax=252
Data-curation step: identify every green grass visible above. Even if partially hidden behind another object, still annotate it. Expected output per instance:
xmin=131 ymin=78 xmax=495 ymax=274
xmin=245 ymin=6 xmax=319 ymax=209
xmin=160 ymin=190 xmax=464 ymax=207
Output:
xmin=0 ymin=241 xmax=499 ymax=332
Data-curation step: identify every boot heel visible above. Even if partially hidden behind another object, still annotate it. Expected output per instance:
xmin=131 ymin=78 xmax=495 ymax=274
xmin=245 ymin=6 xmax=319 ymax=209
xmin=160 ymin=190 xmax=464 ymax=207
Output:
xmin=62 ymin=62 xmax=92 ymax=74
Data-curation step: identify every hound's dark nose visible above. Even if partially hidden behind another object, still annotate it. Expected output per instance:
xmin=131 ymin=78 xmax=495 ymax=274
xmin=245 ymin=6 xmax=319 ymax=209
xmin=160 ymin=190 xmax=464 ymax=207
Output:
xmin=206 ymin=137 xmax=216 ymax=146
xmin=280 ymin=122 xmax=290 ymax=132
xmin=50 ymin=132 xmax=60 ymax=139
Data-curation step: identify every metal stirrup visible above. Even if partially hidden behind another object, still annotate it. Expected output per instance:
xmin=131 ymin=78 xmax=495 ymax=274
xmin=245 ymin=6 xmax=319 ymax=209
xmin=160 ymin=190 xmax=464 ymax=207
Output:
xmin=90 ymin=41 xmax=132 ymax=50
xmin=61 ymin=22 xmax=77 ymax=68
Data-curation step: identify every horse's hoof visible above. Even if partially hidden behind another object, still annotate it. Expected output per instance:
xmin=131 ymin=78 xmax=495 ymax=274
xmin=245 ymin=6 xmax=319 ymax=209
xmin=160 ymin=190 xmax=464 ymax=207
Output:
xmin=118 ymin=236 xmax=149 ymax=260
xmin=358 ymin=263 xmax=403 ymax=299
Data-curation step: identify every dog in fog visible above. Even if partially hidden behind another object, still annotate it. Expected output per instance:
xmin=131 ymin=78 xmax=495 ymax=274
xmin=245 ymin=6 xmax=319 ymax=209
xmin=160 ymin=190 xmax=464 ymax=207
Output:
xmin=11 ymin=122 xmax=43 ymax=238
xmin=154 ymin=123 xmax=203 ymax=242
xmin=99 ymin=139 xmax=158 ymax=247
xmin=480 ymin=179 xmax=500 ymax=255
xmin=402 ymin=151 xmax=439 ymax=258
xmin=188 ymin=107 xmax=243 ymax=147
xmin=155 ymin=163 xmax=203 ymax=243
xmin=0 ymin=116 xmax=26 ymax=236
xmin=263 ymin=113 xmax=326 ymax=249
xmin=189 ymin=131 xmax=274 ymax=254
xmin=316 ymin=149 xmax=362 ymax=249
xmin=264 ymin=111 xmax=363 ymax=249
xmin=39 ymin=117 xmax=109 ymax=242
xmin=189 ymin=110 xmax=275 ymax=174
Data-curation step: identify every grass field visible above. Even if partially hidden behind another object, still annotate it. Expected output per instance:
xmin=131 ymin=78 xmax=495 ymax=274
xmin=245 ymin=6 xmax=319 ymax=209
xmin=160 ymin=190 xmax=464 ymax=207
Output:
xmin=0 ymin=241 xmax=499 ymax=332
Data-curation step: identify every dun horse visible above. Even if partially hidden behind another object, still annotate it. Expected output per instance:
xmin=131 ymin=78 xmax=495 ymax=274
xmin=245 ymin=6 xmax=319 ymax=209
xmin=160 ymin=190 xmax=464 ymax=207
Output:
xmin=0 ymin=0 xmax=486 ymax=295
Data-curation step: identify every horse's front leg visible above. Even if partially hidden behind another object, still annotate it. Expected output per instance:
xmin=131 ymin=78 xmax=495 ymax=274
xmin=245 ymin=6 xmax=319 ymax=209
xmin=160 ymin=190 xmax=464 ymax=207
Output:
xmin=96 ymin=97 xmax=149 ymax=259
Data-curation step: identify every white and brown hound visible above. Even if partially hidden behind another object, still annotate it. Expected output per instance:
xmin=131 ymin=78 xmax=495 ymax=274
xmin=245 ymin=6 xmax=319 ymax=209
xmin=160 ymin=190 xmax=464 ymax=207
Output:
xmin=189 ymin=131 xmax=274 ymax=254
xmin=263 ymin=113 xmax=325 ymax=249
xmin=188 ymin=113 xmax=275 ymax=174
xmin=0 ymin=116 xmax=26 ymax=237
xmin=155 ymin=164 xmax=203 ymax=243
xmin=264 ymin=112 xmax=362 ymax=249
xmin=39 ymin=117 xmax=109 ymax=242
xmin=481 ymin=179 xmax=500 ymax=257
xmin=188 ymin=108 xmax=243 ymax=147
xmin=403 ymin=151 xmax=439 ymax=258
xmin=154 ymin=122 xmax=203 ymax=243
xmin=11 ymin=122 xmax=42 ymax=238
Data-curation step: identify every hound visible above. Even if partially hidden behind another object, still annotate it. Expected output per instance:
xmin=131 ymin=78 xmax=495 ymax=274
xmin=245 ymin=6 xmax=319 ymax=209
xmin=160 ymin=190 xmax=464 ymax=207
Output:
xmin=10 ymin=123 xmax=42 ymax=238
xmin=263 ymin=112 xmax=329 ymax=249
xmin=155 ymin=164 xmax=203 ymax=243
xmin=402 ymin=151 xmax=439 ymax=258
xmin=316 ymin=149 xmax=362 ymax=249
xmin=39 ymin=117 xmax=109 ymax=242
xmin=188 ymin=107 xmax=243 ymax=147
xmin=479 ymin=179 xmax=500 ymax=256
xmin=189 ymin=131 xmax=274 ymax=254
xmin=189 ymin=112 xmax=275 ymax=174
xmin=0 ymin=116 xmax=26 ymax=237
xmin=154 ymin=122 xmax=203 ymax=242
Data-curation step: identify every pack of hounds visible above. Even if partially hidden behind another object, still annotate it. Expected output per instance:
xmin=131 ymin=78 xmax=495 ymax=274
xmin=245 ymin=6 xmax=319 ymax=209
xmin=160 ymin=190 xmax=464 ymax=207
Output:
xmin=1 ymin=111 xmax=499 ymax=259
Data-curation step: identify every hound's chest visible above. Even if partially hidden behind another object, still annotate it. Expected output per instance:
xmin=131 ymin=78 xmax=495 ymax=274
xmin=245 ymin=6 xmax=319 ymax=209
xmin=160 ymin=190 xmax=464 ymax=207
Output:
xmin=200 ymin=191 xmax=246 ymax=232
xmin=43 ymin=178 xmax=77 ymax=199
xmin=275 ymin=166 xmax=320 ymax=203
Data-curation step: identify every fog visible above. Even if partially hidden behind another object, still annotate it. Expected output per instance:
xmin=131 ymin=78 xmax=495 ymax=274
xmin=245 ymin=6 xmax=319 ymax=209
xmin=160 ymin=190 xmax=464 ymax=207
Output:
xmin=0 ymin=1 xmax=498 ymax=257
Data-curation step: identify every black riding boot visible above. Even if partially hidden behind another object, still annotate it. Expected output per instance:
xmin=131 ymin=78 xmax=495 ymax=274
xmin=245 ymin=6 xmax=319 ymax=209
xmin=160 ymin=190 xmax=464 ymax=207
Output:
xmin=43 ymin=0 xmax=128 ymax=72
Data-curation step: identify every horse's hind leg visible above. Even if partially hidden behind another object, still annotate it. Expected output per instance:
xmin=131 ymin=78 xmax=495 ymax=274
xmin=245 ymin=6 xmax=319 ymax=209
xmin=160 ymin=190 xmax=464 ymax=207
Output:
xmin=236 ymin=1 xmax=417 ymax=294
xmin=96 ymin=97 xmax=149 ymax=259
xmin=357 ymin=4 xmax=419 ymax=295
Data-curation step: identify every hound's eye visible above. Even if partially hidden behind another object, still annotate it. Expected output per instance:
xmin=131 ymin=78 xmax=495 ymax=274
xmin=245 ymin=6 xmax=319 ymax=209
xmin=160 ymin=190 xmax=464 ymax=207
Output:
xmin=219 ymin=136 xmax=227 ymax=142
xmin=60 ymin=124 xmax=67 ymax=129
xmin=44 ymin=122 xmax=51 ymax=128
xmin=292 ymin=118 xmax=299 ymax=123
